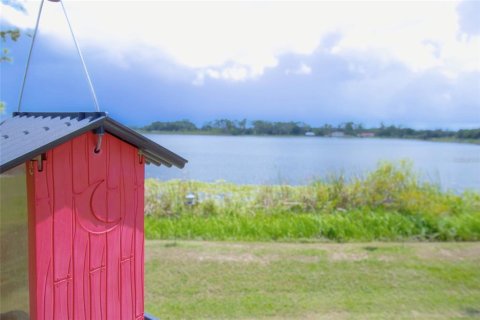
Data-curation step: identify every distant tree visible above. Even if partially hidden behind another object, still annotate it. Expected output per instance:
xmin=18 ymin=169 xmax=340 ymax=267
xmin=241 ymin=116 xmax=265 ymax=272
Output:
xmin=201 ymin=122 xmax=213 ymax=131
xmin=343 ymin=122 xmax=355 ymax=136
xmin=1 ymin=29 xmax=20 ymax=62
xmin=143 ymin=120 xmax=197 ymax=132
xmin=456 ymin=129 xmax=480 ymax=139
xmin=0 ymin=29 xmax=21 ymax=113
xmin=313 ymin=124 xmax=331 ymax=136
xmin=252 ymin=120 xmax=273 ymax=135
xmin=141 ymin=118 xmax=479 ymax=142
xmin=209 ymin=119 xmax=236 ymax=134
xmin=238 ymin=119 xmax=247 ymax=134
xmin=355 ymin=123 xmax=364 ymax=132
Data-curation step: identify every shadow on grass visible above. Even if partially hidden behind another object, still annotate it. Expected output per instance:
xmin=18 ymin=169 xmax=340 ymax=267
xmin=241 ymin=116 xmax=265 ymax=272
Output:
xmin=164 ymin=242 xmax=179 ymax=248
xmin=463 ymin=307 xmax=480 ymax=317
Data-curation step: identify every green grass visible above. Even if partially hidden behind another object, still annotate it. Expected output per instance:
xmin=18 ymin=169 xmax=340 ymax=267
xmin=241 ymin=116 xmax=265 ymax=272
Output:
xmin=145 ymin=240 xmax=480 ymax=319
xmin=0 ymin=167 xmax=29 ymax=313
xmin=145 ymin=161 xmax=480 ymax=242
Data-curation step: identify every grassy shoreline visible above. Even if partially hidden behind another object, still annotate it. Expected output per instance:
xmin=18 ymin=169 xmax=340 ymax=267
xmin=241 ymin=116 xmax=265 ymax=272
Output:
xmin=144 ymin=162 xmax=480 ymax=242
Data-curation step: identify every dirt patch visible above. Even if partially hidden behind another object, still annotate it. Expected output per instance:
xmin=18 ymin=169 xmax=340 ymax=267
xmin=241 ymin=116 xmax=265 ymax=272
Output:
xmin=415 ymin=243 xmax=480 ymax=261
xmin=145 ymin=241 xmax=329 ymax=265
xmin=194 ymin=252 xmax=264 ymax=264
xmin=146 ymin=241 xmax=480 ymax=265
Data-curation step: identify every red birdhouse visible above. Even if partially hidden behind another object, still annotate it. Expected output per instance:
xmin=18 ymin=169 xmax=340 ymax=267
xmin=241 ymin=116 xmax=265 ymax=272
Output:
xmin=0 ymin=112 xmax=187 ymax=320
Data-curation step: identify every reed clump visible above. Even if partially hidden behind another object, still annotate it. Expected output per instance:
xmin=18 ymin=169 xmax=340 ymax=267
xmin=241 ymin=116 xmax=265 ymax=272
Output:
xmin=144 ymin=161 xmax=480 ymax=241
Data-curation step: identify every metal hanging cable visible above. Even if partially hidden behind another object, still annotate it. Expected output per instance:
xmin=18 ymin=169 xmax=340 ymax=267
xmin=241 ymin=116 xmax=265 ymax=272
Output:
xmin=60 ymin=0 xmax=100 ymax=112
xmin=17 ymin=0 xmax=45 ymax=112
xmin=17 ymin=0 xmax=100 ymax=112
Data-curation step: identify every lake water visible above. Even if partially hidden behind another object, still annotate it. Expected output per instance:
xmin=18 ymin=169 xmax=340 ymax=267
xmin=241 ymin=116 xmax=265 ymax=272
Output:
xmin=145 ymin=134 xmax=480 ymax=192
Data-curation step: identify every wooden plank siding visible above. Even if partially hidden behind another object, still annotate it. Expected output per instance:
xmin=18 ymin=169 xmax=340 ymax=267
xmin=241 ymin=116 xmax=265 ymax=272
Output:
xmin=27 ymin=131 xmax=145 ymax=320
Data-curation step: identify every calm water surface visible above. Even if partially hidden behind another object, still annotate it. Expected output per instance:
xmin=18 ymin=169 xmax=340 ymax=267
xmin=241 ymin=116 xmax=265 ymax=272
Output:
xmin=145 ymin=134 xmax=480 ymax=192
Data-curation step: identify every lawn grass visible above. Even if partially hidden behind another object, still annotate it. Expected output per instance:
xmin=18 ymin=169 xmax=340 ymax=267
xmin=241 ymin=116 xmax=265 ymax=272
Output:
xmin=144 ymin=162 xmax=480 ymax=242
xmin=145 ymin=240 xmax=480 ymax=319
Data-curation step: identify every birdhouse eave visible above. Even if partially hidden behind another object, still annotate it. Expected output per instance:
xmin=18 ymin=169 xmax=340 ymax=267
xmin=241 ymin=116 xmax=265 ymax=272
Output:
xmin=0 ymin=112 xmax=188 ymax=173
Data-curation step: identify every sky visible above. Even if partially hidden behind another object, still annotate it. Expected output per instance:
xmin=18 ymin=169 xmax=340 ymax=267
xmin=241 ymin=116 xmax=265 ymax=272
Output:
xmin=1 ymin=0 xmax=479 ymax=129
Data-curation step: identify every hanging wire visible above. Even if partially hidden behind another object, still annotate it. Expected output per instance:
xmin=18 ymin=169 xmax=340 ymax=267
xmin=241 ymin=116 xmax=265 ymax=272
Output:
xmin=60 ymin=0 xmax=100 ymax=112
xmin=17 ymin=0 xmax=100 ymax=112
xmin=17 ymin=0 xmax=45 ymax=112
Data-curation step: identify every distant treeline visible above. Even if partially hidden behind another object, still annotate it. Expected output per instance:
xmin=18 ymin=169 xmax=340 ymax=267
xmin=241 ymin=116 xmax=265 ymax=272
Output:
xmin=140 ymin=119 xmax=480 ymax=140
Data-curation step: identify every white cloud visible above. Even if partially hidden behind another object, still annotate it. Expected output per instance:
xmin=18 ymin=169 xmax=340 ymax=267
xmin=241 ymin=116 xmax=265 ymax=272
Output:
xmin=2 ymin=0 xmax=479 ymax=82
xmin=193 ymin=64 xmax=262 ymax=85
xmin=192 ymin=65 xmax=252 ymax=85
xmin=285 ymin=63 xmax=312 ymax=76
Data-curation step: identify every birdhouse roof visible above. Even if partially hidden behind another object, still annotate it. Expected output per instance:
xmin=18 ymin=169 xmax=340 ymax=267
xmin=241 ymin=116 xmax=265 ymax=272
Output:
xmin=0 ymin=112 xmax=187 ymax=173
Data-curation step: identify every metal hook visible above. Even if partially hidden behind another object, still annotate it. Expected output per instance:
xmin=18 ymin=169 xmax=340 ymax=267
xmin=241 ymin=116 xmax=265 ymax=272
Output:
xmin=95 ymin=134 xmax=103 ymax=153
xmin=138 ymin=150 xmax=145 ymax=164
xmin=33 ymin=153 xmax=46 ymax=172
xmin=37 ymin=155 xmax=43 ymax=171
xmin=94 ymin=127 xmax=105 ymax=153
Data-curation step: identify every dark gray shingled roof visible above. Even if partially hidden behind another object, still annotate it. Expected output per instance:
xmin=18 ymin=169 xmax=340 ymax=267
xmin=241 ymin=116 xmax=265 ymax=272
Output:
xmin=0 ymin=112 xmax=187 ymax=173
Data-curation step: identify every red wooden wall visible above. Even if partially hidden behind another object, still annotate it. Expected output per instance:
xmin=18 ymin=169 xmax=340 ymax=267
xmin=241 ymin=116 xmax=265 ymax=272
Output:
xmin=26 ymin=131 xmax=145 ymax=320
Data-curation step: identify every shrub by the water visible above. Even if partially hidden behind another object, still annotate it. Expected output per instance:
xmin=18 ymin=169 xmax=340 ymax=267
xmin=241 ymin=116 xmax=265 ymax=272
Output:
xmin=144 ymin=161 xmax=480 ymax=241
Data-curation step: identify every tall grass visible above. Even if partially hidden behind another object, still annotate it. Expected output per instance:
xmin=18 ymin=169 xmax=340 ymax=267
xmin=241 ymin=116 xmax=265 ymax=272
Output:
xmin=144 ymin=161 xmax=480 ymax=241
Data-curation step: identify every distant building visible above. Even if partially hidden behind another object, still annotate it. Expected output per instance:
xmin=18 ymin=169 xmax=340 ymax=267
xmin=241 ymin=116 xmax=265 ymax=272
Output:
xmin=330 ymin=131 xmax=345 ymax=137
xmin=358 ymin=132 xmax=375 ymax=138
xmin=305 ymin=131 xmax=315 ymax=136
